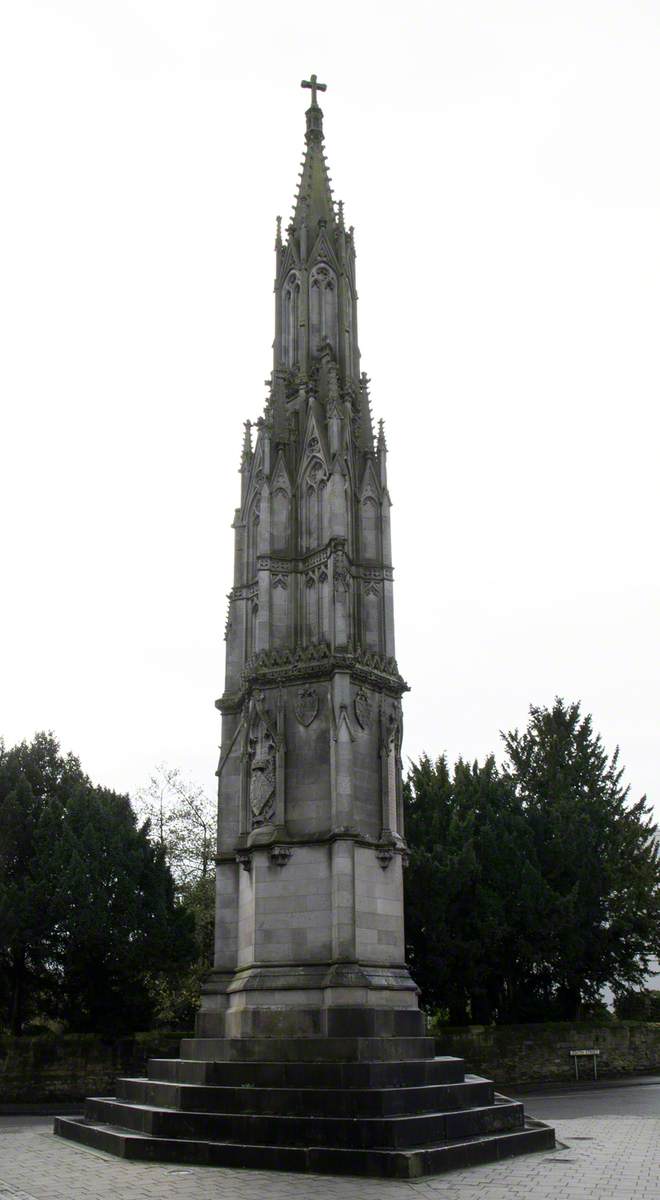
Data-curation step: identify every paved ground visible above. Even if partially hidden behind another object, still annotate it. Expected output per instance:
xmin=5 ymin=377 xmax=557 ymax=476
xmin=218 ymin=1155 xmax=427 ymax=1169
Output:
xmin=515 ymin=1079 xmax=660 ymax=1121
xmin=0 ymin=1087 xmax=657 ymax=1200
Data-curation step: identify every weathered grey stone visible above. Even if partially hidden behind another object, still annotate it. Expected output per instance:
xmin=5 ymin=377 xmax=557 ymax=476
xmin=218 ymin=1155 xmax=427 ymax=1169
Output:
xmin=195 ymin=87 xmax=414 ymax=1031
xmin=54 ymin=76 xmax=554 ymax=1178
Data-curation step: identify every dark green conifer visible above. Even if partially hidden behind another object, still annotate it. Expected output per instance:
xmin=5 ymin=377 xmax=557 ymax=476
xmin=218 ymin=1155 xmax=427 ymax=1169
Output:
xmin=0 ymin=733 xmax=194 ymax=1034
xmin=503 ymin=699 xmax=659 ymax=1018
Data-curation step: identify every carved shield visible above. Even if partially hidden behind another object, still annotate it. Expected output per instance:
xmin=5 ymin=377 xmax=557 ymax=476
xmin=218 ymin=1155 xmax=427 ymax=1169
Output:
xmin=250 ymin=756 xmax=275 ymax=825
xmin=354 ymin=688 xmax=372 ymax=730
xmin=295 ymin=686 xmax=319 ymax=727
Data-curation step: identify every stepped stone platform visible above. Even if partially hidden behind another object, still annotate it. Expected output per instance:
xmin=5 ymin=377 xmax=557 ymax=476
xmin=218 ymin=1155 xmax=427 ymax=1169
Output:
xmin=54 ymin=1022 xmax=555 ymax=1178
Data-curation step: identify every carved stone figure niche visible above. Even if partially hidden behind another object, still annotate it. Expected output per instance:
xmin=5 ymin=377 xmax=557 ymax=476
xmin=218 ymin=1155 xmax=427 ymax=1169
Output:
xmin=247 ymin=692 xmax=277 ymax=830
xmin=380 ymin=699 xmax=403 ymax=842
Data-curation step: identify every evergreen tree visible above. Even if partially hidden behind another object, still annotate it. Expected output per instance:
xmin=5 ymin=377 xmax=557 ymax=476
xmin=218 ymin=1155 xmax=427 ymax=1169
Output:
xmin=502 ymin=699 xmax=660 ymax=1018
xmin=45 ymin=785 xmax=194 ymax=1033
xmin=0 ymin=734 xmax=194 ymax=1034
xmin=0 ymin=733 xmax=86 ymax=1034
xmin=404 ymin=755 xmax=552 ymax=1023
xmin=404 ymin=702 xmax=657 ymax=1023
xmin=403 ymin=755 xmax=453 ymax=1015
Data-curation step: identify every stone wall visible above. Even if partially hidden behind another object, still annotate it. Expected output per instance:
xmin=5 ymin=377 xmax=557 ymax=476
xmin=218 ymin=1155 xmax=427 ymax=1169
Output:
xmin=0 ymin=1033 xmax=185 ymax=1104
xmin=435 ymin=1022 xmax=660 ymax=1085
xmin=2 ymin=1023 xmax=658 ymax=1102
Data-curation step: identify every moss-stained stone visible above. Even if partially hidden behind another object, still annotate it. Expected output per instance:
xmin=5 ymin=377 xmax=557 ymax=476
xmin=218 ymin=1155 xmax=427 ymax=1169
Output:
xmin=0 ymin=1033 xmax=186 ymax=1104
xmin=434 ymin=1021 xmax=660 ymax=1085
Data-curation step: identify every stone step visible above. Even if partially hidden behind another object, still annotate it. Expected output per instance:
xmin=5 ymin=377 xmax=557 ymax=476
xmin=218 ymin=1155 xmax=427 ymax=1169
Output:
xmin=84 ymin=1095 xmax=524 ymax=1151
xmin=179 ymin=1035 xmax=437 ymax=1063
xmin=116 ymin=1074 xmax=494 ymax=1117
xmin=196 ymin=1005 xmax=426 ymax=1039
xmin=53 ymin=1115 xmax=555 ymax=1178
xmin=147 ymin=1054 xmax=466 ymax=1089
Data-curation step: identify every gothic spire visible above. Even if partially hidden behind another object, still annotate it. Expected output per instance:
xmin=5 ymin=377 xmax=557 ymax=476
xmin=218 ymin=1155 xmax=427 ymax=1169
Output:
xmin=275 ymin=77 xmax=359 ymax=384
xmin=291 ymin=74 xmax=336 ymax=237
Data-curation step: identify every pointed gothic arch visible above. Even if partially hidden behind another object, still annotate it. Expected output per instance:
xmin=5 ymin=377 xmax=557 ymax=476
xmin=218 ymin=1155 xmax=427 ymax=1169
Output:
xmin=302 ymin=477 xmax=326 ymax=553
xmin=248 ymin=598 xmax=259 ymax=658
xmin=271 ymin=486 xmax=290 ymax=553
xmin=359 ymin=491 xmax=380 ymax=562
xmin=282 ymin=271 xmax=300 ymax=366
xmin=300 ymin=455 xmax=327 ymax=553
xmin=309 ymin=263 xmax=338 ymax=357
xmin=246 ymin=495 xmax=260 ymax=582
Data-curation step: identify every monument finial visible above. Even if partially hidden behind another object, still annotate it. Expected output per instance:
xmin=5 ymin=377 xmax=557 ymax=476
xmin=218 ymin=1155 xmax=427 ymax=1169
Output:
xmin=301 ymin=73 xmax=327 ymax=107
xmin=301 ymin=74 xmax=327 ymax=143
xmin=288 ymin=74 xmax=333 ymax=239
xmin=240 ymin=419 xmax=253 ymax=468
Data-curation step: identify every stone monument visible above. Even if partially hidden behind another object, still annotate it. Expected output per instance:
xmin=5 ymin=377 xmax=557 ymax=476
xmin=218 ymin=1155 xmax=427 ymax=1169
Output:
xmin=55 ymin=77 xmax=554 ymax=1177
xmin=198 ymin=69 xmax=416 ymax=1045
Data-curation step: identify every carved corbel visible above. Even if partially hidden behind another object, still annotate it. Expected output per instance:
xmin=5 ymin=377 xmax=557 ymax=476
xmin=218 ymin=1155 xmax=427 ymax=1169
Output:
xmin=269 ymin=844 xmax=293 ymax=867
xmin=375 ymin=844 xmax=395 ymax=869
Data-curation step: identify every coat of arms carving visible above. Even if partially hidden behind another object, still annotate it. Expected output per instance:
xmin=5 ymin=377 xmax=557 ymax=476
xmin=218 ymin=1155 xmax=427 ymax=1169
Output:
xmin=295 ymin=686 xmax=319 ymax=727
xmin=354 ymin=688 xmax=372 ymax=730
xmin=249 ymin=752 xmax=275 ymax=826
xmin=247 ymin=690 xmax=277 ymax=828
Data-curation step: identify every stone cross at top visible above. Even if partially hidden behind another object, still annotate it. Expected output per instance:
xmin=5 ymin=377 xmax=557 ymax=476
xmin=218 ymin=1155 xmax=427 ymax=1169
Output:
xmin=301 ymin=74 xmax=327 ymax=107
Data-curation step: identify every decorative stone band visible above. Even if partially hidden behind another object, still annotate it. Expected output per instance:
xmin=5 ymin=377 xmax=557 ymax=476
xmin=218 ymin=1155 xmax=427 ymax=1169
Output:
xmin=243 ymin=538 xmax=395 ymax=582
xmin=240 ymin=642 xmax=409 ymax=694
xmin=217 ymin=828 xmax=410 ymax=865
xmin=231 ymin=583 xmax=259 ymax=602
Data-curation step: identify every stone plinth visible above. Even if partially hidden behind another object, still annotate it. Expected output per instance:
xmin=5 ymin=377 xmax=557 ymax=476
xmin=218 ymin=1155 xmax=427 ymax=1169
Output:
xmin=54 ymin=1035 xmax=554 ymax=1178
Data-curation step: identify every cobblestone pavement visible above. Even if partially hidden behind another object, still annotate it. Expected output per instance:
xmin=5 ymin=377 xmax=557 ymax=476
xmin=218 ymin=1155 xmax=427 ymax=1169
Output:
xmin=0 ymin=1116 xmax=658 ymax=1200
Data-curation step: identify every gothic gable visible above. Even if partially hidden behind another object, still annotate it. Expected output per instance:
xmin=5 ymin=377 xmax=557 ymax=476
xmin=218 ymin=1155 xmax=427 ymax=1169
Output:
xmin=296 ymin=404 xmax=331 ymax=553
xmin=358 ymin=458 xmax=382 ymax=562
xmin=277 ymin=241 xmax=300 ymax=286
xmin=296 ymin=402 xmax=330 ymax=490
xmin=271 ymin=449 xmax=292 ymax=496
xmin=270 ymin=449 xmax=292 ymax=554
xmin=308 ymin=229 xmax=339 ymax=274
xmin=241 ymin=436 xmax=266 ymax=518
xmin=358 ymin=457 xmax=381 ymax=505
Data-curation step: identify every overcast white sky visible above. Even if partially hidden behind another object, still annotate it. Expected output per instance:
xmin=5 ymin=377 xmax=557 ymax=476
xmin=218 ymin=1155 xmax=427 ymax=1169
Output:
xmin=1 ymin=1 xmax=658 ymax=824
